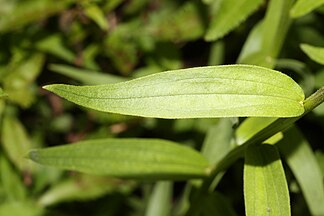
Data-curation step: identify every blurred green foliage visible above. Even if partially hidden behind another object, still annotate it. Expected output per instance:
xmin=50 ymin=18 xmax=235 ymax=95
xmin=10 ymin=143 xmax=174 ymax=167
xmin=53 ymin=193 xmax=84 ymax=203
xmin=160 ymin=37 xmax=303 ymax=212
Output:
xmin=0 ymin=0 xmax=324 ymax=215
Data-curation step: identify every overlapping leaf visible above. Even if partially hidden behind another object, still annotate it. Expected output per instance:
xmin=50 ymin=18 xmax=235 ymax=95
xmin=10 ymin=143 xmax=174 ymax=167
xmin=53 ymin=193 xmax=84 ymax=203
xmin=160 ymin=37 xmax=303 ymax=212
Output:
xmin=290 ymin=0 xmax=324 ymax=18
xmin=44 ymin=65 xmax=305 ymax=119
xmin=278 ymin=127 xmax=324 ymax=215
xmin=205 ymin=0 xmax=263 ymax=41
xmin=29 ymin=138 xmax=210 ymax=180
xmin=300 ymin=44 xmax=324 ymax=65
xmin=50 ymin=64 xmax=127 ymax=85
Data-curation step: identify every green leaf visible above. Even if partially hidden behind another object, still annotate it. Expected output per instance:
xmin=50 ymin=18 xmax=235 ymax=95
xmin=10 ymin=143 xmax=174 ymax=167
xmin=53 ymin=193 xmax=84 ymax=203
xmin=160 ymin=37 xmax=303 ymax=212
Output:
xmin=290 ymin=0 xmax=324 ymax=18
xmin=315 ymin=151 xmax=324 ymax=177
xmin=244 ymin=144 xmax=290 ymax=216
xmin=146 ymin=2 xmax=204 ymax=41
xmin=83 ymin=3 xmax=109 ymax=31
xmin=205 ymin=0 xmax=263 ymax=41
xmin=0 ymin=0 xmax=73 ymax=32
xmin=239 ymin=0 xmax=293 ymax=68
xmin=278 ymin=127 xmax=324 ymax=215
xmin=0 ymin=156 xmax=26 ymax=201
xmin=300 ymin=44 xmax=324 ymax=65
xmin=29 ymin=138 xmax=210 ymax=180
xmin=2 ymin=113 xmax=32 ymax=171
xmin=36 ymin=35 xmax=76 ymax=63
xmin=49 ymin=64 xmax=128 ymax=85
xmin=0 ymin=88 xmax=7 ymax=98
xmin=3 ymin=53 xmax=45 ymax=107
xmin=145 ymin=181 xmax=172 ymax=216
xmin=0 ymin=201 xmax=43 ymax=216
xmin=201 ymin=119 xmax=234 ymax=166
xmin=38 ymin=175 xmax=135 ymax=206
xmin=235 ymin=117 xmax=279 ymax=145
xmin=43 ymin=65 xmax=305 ymax=119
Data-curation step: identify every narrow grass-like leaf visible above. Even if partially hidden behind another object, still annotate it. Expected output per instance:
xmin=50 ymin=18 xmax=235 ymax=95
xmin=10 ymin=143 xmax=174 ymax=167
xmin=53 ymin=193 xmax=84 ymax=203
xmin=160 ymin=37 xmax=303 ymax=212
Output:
xmin=29 ymin=139 xmax=210 ymax=180
xmin=244 ymin=144 xmax=290 ymax=216
xmin=50 ymin=64 xmax=127 ymax=85
xmin=145 ymin=181 xmax=172 ymax=216
xmin=278 ymin=127 xmax=324 ymax=215
xmin=205 ymin=0 xmax=263 ymax=41
xmin=300 ymin=44 xmax=324 ymax=65
xmin=290 ymin=0 xmax=324 ymax=18
xmin=43 ymin=65 xmax=305 ymax=119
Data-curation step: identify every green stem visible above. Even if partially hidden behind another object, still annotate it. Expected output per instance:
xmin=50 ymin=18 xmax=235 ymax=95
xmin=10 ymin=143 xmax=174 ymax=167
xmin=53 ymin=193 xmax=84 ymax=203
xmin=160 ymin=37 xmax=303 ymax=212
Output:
xmin=186 ymin=87 xmax=324 ymax=216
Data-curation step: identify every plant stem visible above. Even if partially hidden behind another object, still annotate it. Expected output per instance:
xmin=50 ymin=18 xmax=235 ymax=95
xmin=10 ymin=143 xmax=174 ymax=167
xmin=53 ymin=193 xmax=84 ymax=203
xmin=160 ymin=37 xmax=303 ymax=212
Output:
xmin=186 ymin=87 xmax=324 ymax=216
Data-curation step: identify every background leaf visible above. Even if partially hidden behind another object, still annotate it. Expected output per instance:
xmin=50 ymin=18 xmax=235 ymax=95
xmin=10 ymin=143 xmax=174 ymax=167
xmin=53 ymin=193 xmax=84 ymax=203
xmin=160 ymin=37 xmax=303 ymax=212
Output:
xmin=43 ymin=65 xmax=305 ymax=119
xmin=290 ymin=0 xmax=324 ymax=18
xmin=244 ymin=144 xmax=290 ymax=216
xmin=300 ymin=44 xmax=324 ymax=65
xmin=29 ymin=138 xmax=210 ymax=180
xmin=0 ymin=88 xmax=6 ymax=98
xmin=205 ymin=0 xmax=263 ymax=41
xmin=145 ymin=181 xmax=172 ymax=216
xmin=278 ymin=127 xmax=324 ymax=215
xmin=239 ymin=0 xmax=293 ymax=68
xmin=50 ymin=64 xmax=127 ymax=85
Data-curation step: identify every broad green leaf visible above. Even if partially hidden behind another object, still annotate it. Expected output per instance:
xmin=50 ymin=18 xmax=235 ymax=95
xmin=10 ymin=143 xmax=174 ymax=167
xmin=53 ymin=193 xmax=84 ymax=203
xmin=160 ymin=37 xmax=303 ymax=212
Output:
xmin=278 ymin=127 xmax=324 ymax=215
xmin=200 ymin=192 xmax=238 ymax=216
xmin=38 ymin=175 xmax=135 ymax=206
xmin=244 ymin=144 xmax=290 ymax=216
xmin=0 ymin=0 xmax=73 ymax=32
xmin=290 ymin=0 xmax=324 ymax=18
xmin=300 ymin=44 xmax=324 ymax=65
xmin=2 ymin=113 xmax=32 ymax=171
xmin=0 ymin=88 xmax=7 ymax=98
xmin=205 ymin=0 xmax=263 ymax=41
xmin=49 ymin=64 xmax=127 ymax=85
xmin=29 ymin=138 xmax=210 ymax=180
xmin=145 ymin=181 xmax=172 ymax=216
xmin=43 ymin=65 xmax=305 ymax=119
